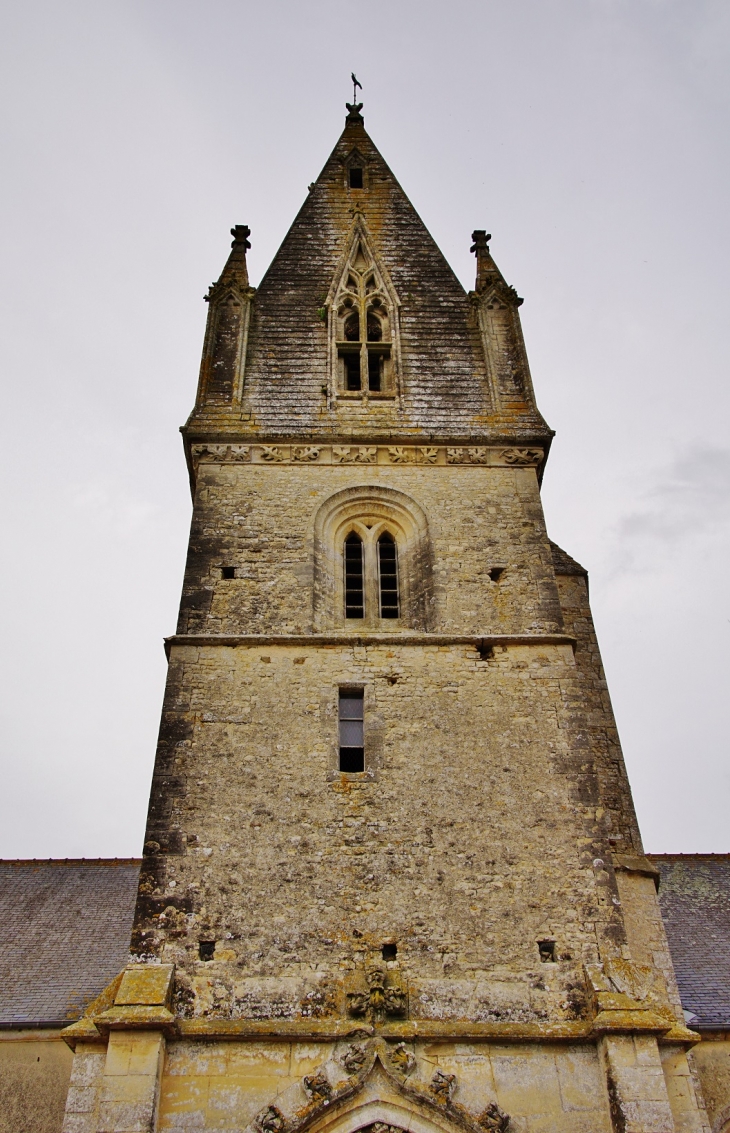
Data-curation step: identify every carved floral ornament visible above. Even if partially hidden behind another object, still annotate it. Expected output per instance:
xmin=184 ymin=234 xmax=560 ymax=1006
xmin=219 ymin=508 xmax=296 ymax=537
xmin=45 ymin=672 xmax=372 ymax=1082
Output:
xmin=248 ymin=1038 xmax=511 ymax=1133
xmin=190 ymin=444 xmax=543 ymax=470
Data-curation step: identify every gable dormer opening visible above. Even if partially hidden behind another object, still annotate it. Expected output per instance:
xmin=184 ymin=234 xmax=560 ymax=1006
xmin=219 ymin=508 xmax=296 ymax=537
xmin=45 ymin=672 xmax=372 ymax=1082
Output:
xmin=344 ymin=149 xmax=368 ymax=192
xmin=331 ymin=235 xmax=398 ymax=399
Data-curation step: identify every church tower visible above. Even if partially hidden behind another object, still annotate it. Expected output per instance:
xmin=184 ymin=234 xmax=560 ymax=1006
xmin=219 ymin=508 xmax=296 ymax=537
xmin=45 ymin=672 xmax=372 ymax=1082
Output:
xmin=62 ymin=102 xmax=709 ymax=1133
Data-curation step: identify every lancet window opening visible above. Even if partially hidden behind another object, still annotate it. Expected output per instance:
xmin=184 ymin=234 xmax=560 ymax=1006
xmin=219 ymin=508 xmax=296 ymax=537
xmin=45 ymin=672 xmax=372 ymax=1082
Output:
xmin=342 ymin=523 xmax=401 ymax=624
xmin=344 ymin=533 xmax=365 ymax=618
xmin=377 ymin=533 xmax=399 ymax=618
xmin=334 ymin=248 xmax=393 ymax=395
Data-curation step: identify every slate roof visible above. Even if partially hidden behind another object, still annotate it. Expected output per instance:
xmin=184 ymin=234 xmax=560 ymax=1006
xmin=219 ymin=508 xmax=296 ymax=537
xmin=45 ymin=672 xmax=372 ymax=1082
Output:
xmin=549 ymin=540 xmax=588 ymax=576
xmin=0 ymin=859 xmax=140 ymax=1026
xmin=188 ymin=106 xmax=551 ymax=443
xmin=651 ymin=854 xmax=730 ymax=1029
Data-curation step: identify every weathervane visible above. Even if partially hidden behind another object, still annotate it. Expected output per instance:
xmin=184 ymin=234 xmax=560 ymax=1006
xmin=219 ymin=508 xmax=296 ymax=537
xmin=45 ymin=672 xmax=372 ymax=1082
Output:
xmin=346 ymin=73 xmax=364 ymax=123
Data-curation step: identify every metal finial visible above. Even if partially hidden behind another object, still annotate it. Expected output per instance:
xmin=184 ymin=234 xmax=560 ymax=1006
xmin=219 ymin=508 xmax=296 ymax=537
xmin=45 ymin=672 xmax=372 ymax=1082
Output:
xmin=351 ymin=72 xmax=362 ymax=102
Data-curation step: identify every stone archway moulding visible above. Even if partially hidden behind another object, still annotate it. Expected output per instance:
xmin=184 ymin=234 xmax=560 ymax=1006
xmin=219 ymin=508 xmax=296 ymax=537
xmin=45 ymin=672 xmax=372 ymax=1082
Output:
xmin=245 ymin=1039 xmax=510 ymax=1133
xmin=312 ymin=484 xmax=434 ymax=631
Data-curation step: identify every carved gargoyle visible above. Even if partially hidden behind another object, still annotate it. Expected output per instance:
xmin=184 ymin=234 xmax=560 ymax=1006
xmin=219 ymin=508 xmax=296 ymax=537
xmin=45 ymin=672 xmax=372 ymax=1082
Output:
xmin=388 ymin=1042 xmax=416 ymax=1074
xmin=254 ymin=1106 xmax=286 ymax=1133
xmin=302 ymin=1072 xmax=332 ymax=1102
xmin=430 ymin=1070 xmax=457 ymax=1103
xmin=478 ymin=1103 xmax=510 ymax=1132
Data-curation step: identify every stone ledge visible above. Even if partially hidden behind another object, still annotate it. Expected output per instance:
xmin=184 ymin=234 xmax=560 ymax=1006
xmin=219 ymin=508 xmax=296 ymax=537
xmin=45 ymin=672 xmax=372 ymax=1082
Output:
xmin=165 ymin=632 xmax=577 ymax=657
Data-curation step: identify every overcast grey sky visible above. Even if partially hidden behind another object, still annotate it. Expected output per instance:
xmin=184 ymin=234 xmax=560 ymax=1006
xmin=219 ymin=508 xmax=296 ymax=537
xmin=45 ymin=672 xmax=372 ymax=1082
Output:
xmin=0 ymin=0 xmax=728 ymax=858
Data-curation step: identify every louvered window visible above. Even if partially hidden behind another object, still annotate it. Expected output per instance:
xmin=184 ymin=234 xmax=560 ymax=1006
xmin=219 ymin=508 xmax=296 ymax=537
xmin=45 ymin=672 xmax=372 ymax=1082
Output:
xmin=378 ymin=534 xmax=399 ymax=618
xmin=344 ymin=534 xmax=364 ymax=618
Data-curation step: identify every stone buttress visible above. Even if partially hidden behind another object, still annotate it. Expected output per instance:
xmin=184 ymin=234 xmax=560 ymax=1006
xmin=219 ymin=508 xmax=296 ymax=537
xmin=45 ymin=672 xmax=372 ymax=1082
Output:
xmin=61 ymin=102 xmax=710 ymax=1133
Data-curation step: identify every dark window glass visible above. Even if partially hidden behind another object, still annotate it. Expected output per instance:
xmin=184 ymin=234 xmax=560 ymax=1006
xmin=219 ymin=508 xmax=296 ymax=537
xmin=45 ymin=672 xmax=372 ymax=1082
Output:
xmin=339 ymin=689 xmax=364 ymax=772
xmin=378 ymin=533 xmax=399 ymax=618
xmin=366 ymin=312 xmax=382 ymax=341
xmin=368 ymin=351 xmax=382 ymax=392
xmin=344 ymin=353 xmax=361 ymax=391
xmin=221 ymin=566 xmax=235 ymax=579
xmin=344 ymin=312 xmax=360 ymax=341
xmin=349 ymin=167 xmax=364 ymax=189
xmin=344 ymin=533 xmax=364 ymax=618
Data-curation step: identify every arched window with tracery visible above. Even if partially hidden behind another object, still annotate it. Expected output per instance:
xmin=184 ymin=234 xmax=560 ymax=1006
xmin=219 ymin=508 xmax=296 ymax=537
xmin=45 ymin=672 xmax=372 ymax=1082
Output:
xmin=332 ymin=241 xmax=396 ymax=397
xmin=314 ymin=487 xmax=432 ymax=631
xmin=342 ymin=526 xmax=401 ymax=623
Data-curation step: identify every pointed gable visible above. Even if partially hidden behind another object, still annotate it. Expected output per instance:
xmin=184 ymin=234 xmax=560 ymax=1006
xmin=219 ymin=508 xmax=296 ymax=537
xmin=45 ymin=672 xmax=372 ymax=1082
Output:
xmin=188 ymin=107 xmax=551 ymax=443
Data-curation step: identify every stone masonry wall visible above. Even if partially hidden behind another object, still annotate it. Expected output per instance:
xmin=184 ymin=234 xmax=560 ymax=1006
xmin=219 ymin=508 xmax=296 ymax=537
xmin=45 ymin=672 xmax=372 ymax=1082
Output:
xmin=176 ymin=464 xmax=564 ymax=637
xmin=133 ymin=637 xmax=627 ymax=1024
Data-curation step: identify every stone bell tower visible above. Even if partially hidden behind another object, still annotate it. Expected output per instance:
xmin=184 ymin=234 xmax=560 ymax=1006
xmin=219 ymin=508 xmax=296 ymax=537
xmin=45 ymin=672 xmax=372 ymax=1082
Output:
xmin=62 ymin=101 xmax=709 ymax=1133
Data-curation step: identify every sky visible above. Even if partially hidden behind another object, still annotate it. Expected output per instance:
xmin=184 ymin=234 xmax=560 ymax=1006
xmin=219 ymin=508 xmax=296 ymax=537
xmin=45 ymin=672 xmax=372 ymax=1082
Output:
xmin=0 ymin=0 xmax=728 ymax=858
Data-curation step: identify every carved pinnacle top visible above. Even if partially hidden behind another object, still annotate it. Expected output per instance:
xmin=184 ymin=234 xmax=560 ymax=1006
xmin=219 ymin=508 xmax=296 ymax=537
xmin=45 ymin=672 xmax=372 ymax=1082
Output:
xmin=346 ymin=102 xmax=364 ymax=125
xmin=230 ymin=225 xmax=251 ymax=250
xmin=471 ymin=230 xmax=499 ymax=293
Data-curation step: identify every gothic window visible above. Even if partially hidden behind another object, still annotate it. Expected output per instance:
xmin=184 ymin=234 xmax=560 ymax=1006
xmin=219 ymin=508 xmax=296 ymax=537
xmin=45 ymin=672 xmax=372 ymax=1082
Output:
xmin=314 ymin=486 xmax=433 ymax=632
xmin=339 ymin=688 xmax=364 ymax=772
xmin=332 ymin=239 xmax=395 ymax=397
xmin=342 ymin=526 xmax=401 ymax=623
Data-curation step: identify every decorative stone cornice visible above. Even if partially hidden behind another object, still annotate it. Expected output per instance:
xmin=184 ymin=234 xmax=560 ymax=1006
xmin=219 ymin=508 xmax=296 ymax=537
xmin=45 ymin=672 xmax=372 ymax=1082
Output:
xmin=189 ymin=443 xmax=544 ymax=473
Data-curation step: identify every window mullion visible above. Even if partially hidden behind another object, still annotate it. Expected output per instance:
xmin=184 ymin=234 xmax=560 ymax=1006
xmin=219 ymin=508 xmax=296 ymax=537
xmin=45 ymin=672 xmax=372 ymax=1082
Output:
xmin=363 ymin=537 xmax=379 ymax=627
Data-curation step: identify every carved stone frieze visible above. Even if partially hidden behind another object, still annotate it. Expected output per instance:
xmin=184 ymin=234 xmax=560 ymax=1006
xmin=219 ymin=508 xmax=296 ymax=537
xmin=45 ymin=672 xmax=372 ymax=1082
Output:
xmin=191 ymin=444 xmax=250 ymax=471
xmin=291 ymin=446 xmax=321 ymax=462
xmin=191 ymin=443 xmax=544 ymax=470
xmin=259 ymin=445 xmax=287 ymax=462
xmin=499 ymin=448 xmax=542 ymax=466
xmin=332 ymin=445 xmax=377 ymax=464
xmin=430 ymin=1069 xmax=457 ymax=1103
xmin=446 ymin=447 xmax=490 ymax=465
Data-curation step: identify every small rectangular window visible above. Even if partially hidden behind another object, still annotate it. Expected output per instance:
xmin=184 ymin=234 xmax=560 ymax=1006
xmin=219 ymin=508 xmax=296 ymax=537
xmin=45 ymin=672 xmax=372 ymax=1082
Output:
xmin=339 ymin=689 xmax=364 ymax=772
xmin=349 ymin=167 xmax=363 ymax=189
xmin=221 ymin=566 xmax=236 ymax=579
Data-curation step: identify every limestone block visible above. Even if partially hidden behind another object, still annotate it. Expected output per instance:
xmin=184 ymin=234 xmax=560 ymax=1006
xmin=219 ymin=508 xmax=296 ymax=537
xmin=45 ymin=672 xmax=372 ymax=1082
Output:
xmin=601 ymin=1036 xmax=676 ymax=1133
xmin=97 ymin=1031 xmax=166 ymax=1133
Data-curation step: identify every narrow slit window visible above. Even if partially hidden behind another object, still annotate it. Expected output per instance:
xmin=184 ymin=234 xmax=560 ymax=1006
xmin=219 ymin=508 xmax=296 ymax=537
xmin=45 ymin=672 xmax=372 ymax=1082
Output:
xmin=344 ymin=353 xmax=361 ymax=391
xmin=378 ymin=533 xmax=399 ymax=618
xmin=349 ymin=167 xmax=363 ymax=189
xmin=368 ymin=351 xmax=382 ymax=392
xmin=344 ymin=533 xmax=364 ymax=618
xmin=339 ymin=689 xmax=364 ymax=772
